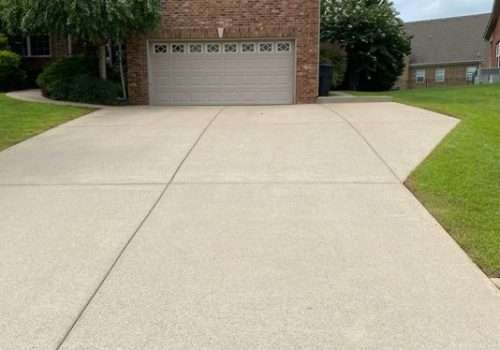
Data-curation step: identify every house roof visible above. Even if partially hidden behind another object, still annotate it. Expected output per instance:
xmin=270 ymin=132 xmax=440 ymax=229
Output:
xmin=405 ymin=13 xmax=491 ymax=66
xmin=485 ymin=0 xmax=500 ymax=39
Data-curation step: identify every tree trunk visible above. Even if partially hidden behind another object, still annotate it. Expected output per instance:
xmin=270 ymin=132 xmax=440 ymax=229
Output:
xmin=118 ymin=43 xmax=127 ymax=100
xmin=98 ymin=45 xmax=107 ymax=80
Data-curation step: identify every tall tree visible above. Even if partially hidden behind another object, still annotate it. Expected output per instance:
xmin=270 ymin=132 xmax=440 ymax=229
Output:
xmin=321 ymin=0 xmax=411 ymax=91
xmin=0 ymin=0 xmax=161 ymax=84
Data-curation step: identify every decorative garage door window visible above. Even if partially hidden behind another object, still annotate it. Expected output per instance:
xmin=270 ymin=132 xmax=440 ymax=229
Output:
xmin=152 ymin=41 xmax=292 ymax=55
xmin=171 ymin=43 xmax=185 ymax=54
xmin=223 ymin=43 xmax=238 ymax=53
xmin=241 ymin=43 xmax=256 ymax=53
xmin=189 ymin=43 xmax=203 ymax=53
xmin=206 ymin=43 xmax=221 ymax=54
xmin=153 ymin=44 xmax=168 ymax=54
xmin=259 ymin=42 xmax=273 ymax=53
xmin=277 ymin=42 xmax=291 ymax=53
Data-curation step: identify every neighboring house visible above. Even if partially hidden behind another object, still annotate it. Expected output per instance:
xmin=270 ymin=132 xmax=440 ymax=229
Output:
xmin=127 ymin=0 xmax=320 ymax=105
xmin=397 ymin=14 xmax=490 ymax=89
xmin=484 ymin=0 xmax=500 ymax=68
xmin=479 ymin=0 xmax=500 ymax=84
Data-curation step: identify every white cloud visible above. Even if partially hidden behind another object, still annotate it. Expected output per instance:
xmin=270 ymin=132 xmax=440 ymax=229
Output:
xmin=393 ymin=0 xmax=494 ymax=22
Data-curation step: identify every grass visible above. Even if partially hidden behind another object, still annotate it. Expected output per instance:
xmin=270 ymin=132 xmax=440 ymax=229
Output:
xmin=352 ymin=85 xmax=500 ymax=277
xmin=0 ymin=94 xmax=92 ymax=152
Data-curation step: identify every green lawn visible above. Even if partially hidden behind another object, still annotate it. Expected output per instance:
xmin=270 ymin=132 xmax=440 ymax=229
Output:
xmin=356 ymin=85 xmax=500 ymax=277
xmin=0 ymin=94 xmax=92 ymax=152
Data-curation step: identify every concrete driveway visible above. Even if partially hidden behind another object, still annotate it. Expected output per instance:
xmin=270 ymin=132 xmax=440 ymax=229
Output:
xmin=1 ymin=102 xmax=500 ymax=349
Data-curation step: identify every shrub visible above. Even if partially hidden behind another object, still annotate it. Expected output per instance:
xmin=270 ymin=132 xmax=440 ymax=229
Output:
xmin=0 ymin=50 xmax=26 ymax=91
xmin=47 ymin=74 xmax=121 ymax=105
xmin=37 ymin=56 xmax=98 ymax=94
xmin=320 ymin=42 xmax=347 ymax=89
xmin=0 ymin=33 xmax=8 ymax=50
xmin=37 ymin=55 xmax=120 ymax=104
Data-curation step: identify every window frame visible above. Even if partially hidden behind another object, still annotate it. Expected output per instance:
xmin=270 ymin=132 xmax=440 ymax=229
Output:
xmin=25 ymin=35 xmax=52 ymax=58
xmin=466 ymin=66 xmax=477 ymax=82
xmin=415 ymin=69 xmax=426 ymax=83
xmin=434 ymin=68 xmax=446 ymax=83
xmin=496 ymin=41 xmax=500 ymax=68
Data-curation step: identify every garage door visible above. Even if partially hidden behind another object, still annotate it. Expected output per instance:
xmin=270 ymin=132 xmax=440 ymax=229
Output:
xmin=149 ymin=41 xmax=295 ymax=105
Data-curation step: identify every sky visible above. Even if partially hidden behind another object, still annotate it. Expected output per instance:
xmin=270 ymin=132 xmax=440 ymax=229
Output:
xmin=393 ymin=0 xmax=494 ymax=22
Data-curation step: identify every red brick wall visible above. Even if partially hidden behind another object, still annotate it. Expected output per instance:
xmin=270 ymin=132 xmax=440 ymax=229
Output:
xmin=127 ymin=0 xmax=320 ymax=105
xmin=405 ymin=64 xmax=478 ymax=89
xmin=488 ymin=20 xmax=500 ymax=68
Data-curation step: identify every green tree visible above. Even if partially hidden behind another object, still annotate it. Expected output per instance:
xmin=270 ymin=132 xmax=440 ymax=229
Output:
xmin=321 ymin=0 xmax=411 ymax=91
xmin=320 ymin=41 xmax=347 ymax=89
xmin=0 ymin=0 xmax=161 ymax=97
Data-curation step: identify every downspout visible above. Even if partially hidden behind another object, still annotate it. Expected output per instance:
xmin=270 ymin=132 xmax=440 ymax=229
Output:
xmin=98 ymin=45 xmax=107 ymax=80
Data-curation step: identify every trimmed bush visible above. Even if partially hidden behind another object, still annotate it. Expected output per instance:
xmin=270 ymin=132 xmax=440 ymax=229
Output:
xmin=37 ymin=56 xmax=120 ymax=104
xmin=0 ymin=50 xmax=26 ymax=91
xmin=48 ymin=74 xmax=121 ymax=105
xmin=37 ymin=55 xmax=98 ymax=94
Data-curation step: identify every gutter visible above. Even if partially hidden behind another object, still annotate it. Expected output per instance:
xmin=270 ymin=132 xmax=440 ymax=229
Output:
xmin=409 ymin=60 xmax=483 ymax=68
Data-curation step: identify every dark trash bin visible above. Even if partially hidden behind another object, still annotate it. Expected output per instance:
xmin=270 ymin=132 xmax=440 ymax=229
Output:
xmin=318 ymin=64 xmax=333 ymax=96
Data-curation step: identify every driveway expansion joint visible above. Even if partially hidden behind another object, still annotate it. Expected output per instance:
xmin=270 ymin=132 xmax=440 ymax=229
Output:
xmin=0 ymin=183 xmax=170 ymax=187
xmin=55 ymin=107 xmax=224 ymax=350
xmin=319 ymin=104 xmax=403 ymax=183
xmin=171 ymin=181 xmax=401 ymax=185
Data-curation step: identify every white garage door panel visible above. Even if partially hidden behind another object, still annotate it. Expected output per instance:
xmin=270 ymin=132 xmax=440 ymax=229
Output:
xmin=149 ymin=41 xmax=295 ymax=105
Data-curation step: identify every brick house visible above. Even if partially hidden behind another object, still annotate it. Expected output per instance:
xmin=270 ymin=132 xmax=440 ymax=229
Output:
xmin=127 ymin=0 xmax=320 ymax=105
xmin=8 ymin=34 xmax=73 ymax=83
xmin=484 ymin=0 xmax=500 ymax=68
xmin=396 ymin=14 xmax=490 ymax=89
xmin=8 ymin=1 xmax=320 ymax=105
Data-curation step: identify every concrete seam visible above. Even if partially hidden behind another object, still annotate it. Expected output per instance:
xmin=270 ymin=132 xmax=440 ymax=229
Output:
xmin=319 ymin=104 xmax=402 ymax=183
xmin=0 ymin=183 xmax=169 ymax=187
xmin=170 ymin=181 xmax=400 ymax=185
xmin=0 ymin=180 xmax=399 ymax=186
xmin=55 ymin=107 xmax=223 ymax=349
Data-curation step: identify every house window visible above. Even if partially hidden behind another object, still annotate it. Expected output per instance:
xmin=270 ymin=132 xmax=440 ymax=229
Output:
xmin=415 ymin=69 xmax=426 ymax=83
xmin=496 ymin=42 xmax=500 ymax=68
xmin=435 ymin=68 xmax=445 ymax=83
xmin=30 ymin=35 xmax=51 ymax=56
xmin=10 ymin=35 xmax=51 ymax=57
xmin=466 ymin=66 xmax=477 ymax=81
